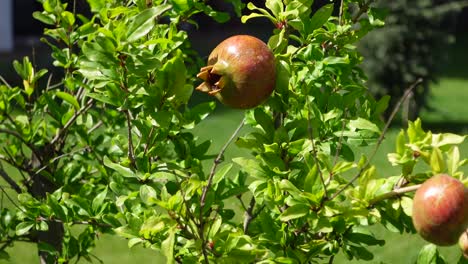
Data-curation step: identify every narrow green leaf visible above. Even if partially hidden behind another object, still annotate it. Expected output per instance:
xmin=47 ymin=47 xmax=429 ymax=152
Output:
xmin=161 ymin=228 xmax=175 ymax=264
xmin=56 ymin=91 xmax=80 ymax=110
xmin=103 ymin=156 xmax=136 ymax=178
xmin=307 ymin=4 xmax=333 ymax=33
xmin=417 ymin=244 xmax=438 ymax=264
xmin=139 ymin=185 xmax=157 ymax=205
xmin=126 ymin=4 xmax=172 ymax=42
xmin=349 ymin=118 xmax=380 ymax=133
xmin=279 ymin=204 xmax=309 ymax=221
xmin=265 ymin=0 xmax=283 ymax=17
xmin=92 ymin=187 xmax=108 ymax=213
xmin=213 ymin=163 xmax=233 ymax=185
xmin=33 ymin=11 xmax=55 ymax=25
xmin=254 ymin=108 xmax=275 ymax=136
xmin=232 ymin=157 xmax=267 ymax=179
xmin=430 ymin=148 xmax=445 ymax=173
xmin=16 ymin=222 xmax=34 ymax=236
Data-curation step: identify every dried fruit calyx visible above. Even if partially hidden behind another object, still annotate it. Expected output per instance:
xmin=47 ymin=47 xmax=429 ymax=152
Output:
xmin=196 ymin=35 xmax=276 ymax=109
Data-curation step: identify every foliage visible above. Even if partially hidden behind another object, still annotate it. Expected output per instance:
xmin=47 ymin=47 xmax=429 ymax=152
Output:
xmin=359 ymin=0 xmax=466 ymax=121
xmin=0 ymin=0 xmax=466 ymax=263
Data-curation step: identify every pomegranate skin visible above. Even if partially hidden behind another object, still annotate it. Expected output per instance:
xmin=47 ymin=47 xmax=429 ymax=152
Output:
xmin=412 ymin=174 xmax=468 ymax=246
xmin=196 ymin=35 xmax=276 ymax=109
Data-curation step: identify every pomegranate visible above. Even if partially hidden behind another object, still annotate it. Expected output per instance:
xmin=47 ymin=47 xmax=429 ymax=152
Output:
xmin=196 ymin=35 xmax=276 ymax=109
xmin=412 ymin=174 xmax=468 ymax=246
xmin=460 ymin=230 xmax=468 ymax=259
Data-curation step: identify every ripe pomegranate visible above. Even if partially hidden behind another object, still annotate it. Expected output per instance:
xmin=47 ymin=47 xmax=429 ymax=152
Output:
xmin=412 ymin=174 xmax=468 ymax=246
xmin=196 ymin=35 xmax=276 ymax=109
xmin=460 ymin=230 xmax=468 ymax=259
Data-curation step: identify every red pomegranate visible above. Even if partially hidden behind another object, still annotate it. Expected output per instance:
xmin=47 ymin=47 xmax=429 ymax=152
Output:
xmin=196 ymin=35 xmax=276 ymax=109
xmin=412 ymin=174 xmax=468 ymax=246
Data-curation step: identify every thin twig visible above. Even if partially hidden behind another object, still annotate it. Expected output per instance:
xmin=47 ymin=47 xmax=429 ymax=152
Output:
xmin=368 ymin=184 xmax=420 ymax=206
xmin=338 ymin=0 xmax=345 ymax=25
xmin=243 ymin=197 xmax=256 ymax=234
xmin=125 ymin=110 xmax=136 ymax=168
xmin=352 ymin=0 xmax=374 ymax=23
xmin=328 ymin=78 xmax=423 ymax=201
xmin=34 ymin=146 xmax=90 ymax=176
xmin=199 ymin=116 xmax=246 ymax=264
xmin=306 ymin=94 xmax=329 ymax=200
xmin=0 ymin=76 xmax=12 ymax=89
xmin=329 ymin=110 xmax=348 ymax=184
xmin=51 ymin=98 xmax=94 ymax=146
xmin=200 ymin=117 xmax=246 ymax=207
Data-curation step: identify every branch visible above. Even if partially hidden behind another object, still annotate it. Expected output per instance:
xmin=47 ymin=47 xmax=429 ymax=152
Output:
xmin=0 ymin=185 xmax=22 ymax=211
xmin=50 ymin=98 xmax=94 ymax=146
xmin=0 ymin=166 xmax=21 ymax=193
xmin=124 ymin=110 xmax=136 ymax=168
xmin=352 ymin=0 xmax=374 ymax=23
xmin=368 ymin=184 xmax=420 ymax=206
xmin=37 ymin=216 xmax=112 ymax=228
xmin=200 ymin=117 xmax=246 ymax=208
xmin=243 ymin=197 xmax=256 ymax=234
xmin=306 ymin=93 xmax=328 ymax=200
xmin=0 ymin=128 xmax=38 ymax=157
xmin=328 ymin=78 xmax=423 ymax=201
xmin=243 ymin=197 xmax=265 ymax=234
xmin=198 ymin=116 xmax=245 ymax=264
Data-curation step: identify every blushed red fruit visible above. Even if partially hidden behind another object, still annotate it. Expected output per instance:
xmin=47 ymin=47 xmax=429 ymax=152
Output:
xmin=460 ymin=230 xmax=468 ymax=259
xmin=196 ymin=35 xmax=276 ymax=109
xmin=412 ymin=174 xmax=468 ymax=246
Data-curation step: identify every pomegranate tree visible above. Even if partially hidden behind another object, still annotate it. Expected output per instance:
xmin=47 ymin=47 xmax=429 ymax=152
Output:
xmin=196 ymin=35 xmax=276 ymax=109
xmin=412 ymin=174 xmax=468 ymax=246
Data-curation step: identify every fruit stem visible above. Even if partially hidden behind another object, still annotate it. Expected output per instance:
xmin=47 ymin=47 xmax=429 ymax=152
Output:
xmin=368 ymin=184 xmax=421 ymax=206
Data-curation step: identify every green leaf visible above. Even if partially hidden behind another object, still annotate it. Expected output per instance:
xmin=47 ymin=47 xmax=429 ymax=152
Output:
xmin=430 ymin=148 xmax=445 ymax=174
xmin=349 ymin=118 xmax=380 ymax=133
xmin=323 ymin=55 xmax=350 ymax=65
xmin=213 ymin=163 xmax=233 ymax=185
xmin=140 ymin=185 xmax=157 ymax=205
xmin=86 ymin=0 xmax=106 ymax=12
xmin=56 ymin=91 xmax=80 ymax=110
xmin=447 ymin=146 xmax=460 ymax=176
xmin=396 ymin=130 xmax=406 ymax=155
xmin=103 ymin=156 xmax=136 ymax=178
xmin=161 ymin=228 xmax=175 ymax=264
xmin=307 ymin=4 xmax=333 ymax=33
xmin=33 ymin=11 xmax=56 ymax=25
xmin=432 ymin=133 xmax=465 ymax=148
xmin=126 ymin=4 xmax=172 ymax=42
xmin=92 ymin=187 xmax=108 ymax=213
xmin=170 ymin=0 xmax=191 ymax=12
xmin=417 ymin=244 xmax=438 ymax=264
xmin=265 ymin=0 xmax=283 ymax=17
xmin=16 ymin=222 xmax=34 ymax=236
xmin=279 ymin=204 xmax=309 ymax=221
xmin=254 ymin=108 xmax=275 ymax=136
xmin=233 ymin=157 xmax=267 ymax=179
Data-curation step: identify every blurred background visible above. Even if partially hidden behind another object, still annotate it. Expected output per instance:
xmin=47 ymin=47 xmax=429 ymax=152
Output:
xmin=0 ymin=0 xmax=467 ymax=263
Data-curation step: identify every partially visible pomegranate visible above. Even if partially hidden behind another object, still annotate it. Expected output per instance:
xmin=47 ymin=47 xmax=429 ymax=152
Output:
xmin=412 ymin=174 xmax=468 ymax=246
xmin=460 ymin=230 xmax=468 ymax=259
xmin=196 ymin=35 xmax=276 ymax=109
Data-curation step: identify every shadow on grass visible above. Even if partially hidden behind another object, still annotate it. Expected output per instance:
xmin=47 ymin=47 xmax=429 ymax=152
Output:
xmin=422 ymin=120 xmax=468 ymax=134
